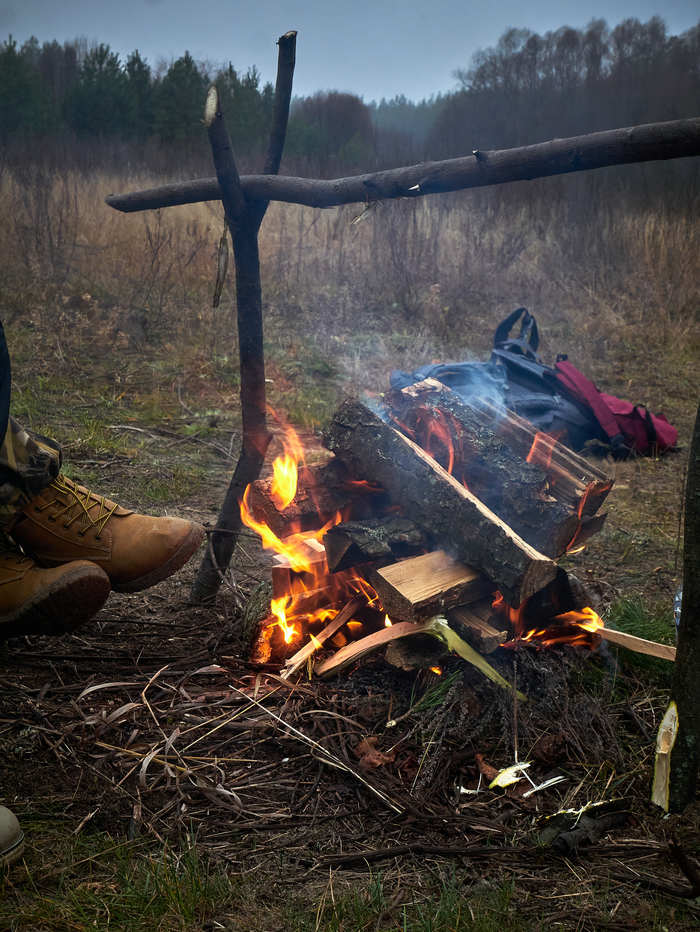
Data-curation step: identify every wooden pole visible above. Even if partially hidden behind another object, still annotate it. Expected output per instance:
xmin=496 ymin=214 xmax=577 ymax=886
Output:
xmin=107 ymin=117 xmax=700 ymax=213
xmin=191 ymin=32 xmax=296 ymax=603
xmin=668 ymin=403 xmax=700 ymax=810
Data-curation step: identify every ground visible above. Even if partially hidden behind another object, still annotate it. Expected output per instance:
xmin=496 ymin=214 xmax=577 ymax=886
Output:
xmin=0 ymin=175 xmax=698 ymax=929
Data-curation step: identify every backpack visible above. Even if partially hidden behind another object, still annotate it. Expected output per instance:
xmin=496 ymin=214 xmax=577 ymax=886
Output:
xmin=390 ymin=307 xmax=677 ymax=458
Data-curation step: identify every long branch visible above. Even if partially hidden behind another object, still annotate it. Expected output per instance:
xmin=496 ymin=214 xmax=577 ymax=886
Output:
xmin=107 ymin=117 xmax=700 ymax=213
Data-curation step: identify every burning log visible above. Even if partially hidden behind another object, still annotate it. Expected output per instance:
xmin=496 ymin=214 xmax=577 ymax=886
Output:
xmin=324 ymin=400 xmax=557 ymax=606
xmin=369 ymin=550 xmax=491 ymax=623
xmin=474 ymin=398 xmax=613 ymax=516
xmin=323 ymin=516 xmax=426 ymax=573
xmin=247 ymin=460 xmax=383 ymax=537
xmin=388 ymin=380 xmax=606 ymax=557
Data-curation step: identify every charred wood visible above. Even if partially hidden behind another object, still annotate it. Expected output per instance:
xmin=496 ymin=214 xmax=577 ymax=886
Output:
xmin=248 ymin=460 xmax=386 ymax=537
xmin=323 ymin=516 xmax=426 ymax=572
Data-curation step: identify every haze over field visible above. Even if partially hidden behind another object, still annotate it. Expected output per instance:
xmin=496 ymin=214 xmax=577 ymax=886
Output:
xmin=2 ymin=0 xmax=699 ymax=100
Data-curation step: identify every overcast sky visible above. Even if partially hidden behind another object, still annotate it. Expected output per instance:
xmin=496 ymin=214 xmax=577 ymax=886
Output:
xmin=1 ymin=1 xmax=698 ymax=101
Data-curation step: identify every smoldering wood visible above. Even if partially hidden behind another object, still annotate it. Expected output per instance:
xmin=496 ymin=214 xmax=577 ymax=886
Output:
xmin=323 ymin=516 xmax=426 ymax=572
xmin=369 ymin=550 xmax=491 ymax=623
xmin=386 ymin=382 xmax=582 ymax=557
xmin=324 ymin=400 xmax=558 ymax=605
xmin=106 ymin=117 xmax=700 ymax=213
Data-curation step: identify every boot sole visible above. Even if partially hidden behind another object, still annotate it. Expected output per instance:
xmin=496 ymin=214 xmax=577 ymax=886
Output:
xmin=113 ymin=523 xmax=206 ymax=593
xmin=0 ymin=565 xmax=111 ymax=638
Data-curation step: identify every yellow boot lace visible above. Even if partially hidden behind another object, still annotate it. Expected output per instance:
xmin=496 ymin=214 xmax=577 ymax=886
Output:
xmin=34 ymin=475 xmax=118 ymax=539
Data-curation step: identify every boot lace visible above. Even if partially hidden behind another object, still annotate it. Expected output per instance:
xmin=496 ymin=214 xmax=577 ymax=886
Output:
xmin=34 ymin=475 xmax=117 ymax=539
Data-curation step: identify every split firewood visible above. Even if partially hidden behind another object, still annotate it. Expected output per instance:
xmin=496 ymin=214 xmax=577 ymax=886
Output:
xmin=474 ymin=397 xmax=613 ymax=515
xmin=324 ymin=400 xmax=557 ymax=606
xmin=271 ymin=537 xmax=327 ymax=596
xmin=323 ymin=516 xmax=426 ymax=572
xmin=387 ymin=380 xmax=599 ymax=556
xmin=448 ymin=602 xmax=508 ymax=654
xmin=369 ymin=550 xmax=491 ymax=623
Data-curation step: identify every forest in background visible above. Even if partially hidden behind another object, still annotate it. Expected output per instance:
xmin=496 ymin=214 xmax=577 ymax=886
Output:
xmin=1 ymin=16 xmax=698 ymax=177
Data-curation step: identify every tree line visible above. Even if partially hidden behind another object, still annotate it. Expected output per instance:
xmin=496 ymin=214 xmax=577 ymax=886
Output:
xmin=0 ymin=16 xmax=698 ymax=176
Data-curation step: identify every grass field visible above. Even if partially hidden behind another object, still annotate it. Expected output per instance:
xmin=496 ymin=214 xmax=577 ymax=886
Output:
xmin=0 ymin=160 xmax=698 ymax=929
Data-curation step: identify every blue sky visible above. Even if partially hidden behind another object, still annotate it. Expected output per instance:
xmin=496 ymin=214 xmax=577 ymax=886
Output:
xmin=1 ymin=0 xmax=698 ymax=100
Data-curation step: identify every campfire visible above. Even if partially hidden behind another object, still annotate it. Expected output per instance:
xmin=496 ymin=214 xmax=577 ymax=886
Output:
xmin=240 ymin=378 xmax=673 ymax=679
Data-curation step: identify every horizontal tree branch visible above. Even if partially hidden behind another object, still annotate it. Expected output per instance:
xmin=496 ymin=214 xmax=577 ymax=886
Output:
xmin=106 ymin=117 xmax=700 ymax=213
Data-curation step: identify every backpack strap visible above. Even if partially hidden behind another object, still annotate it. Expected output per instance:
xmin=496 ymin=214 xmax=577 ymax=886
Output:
xmin=493 ymin=307 xmax=541 ymax=361
xmin=554 ymin=358 xmax=628 ymax=454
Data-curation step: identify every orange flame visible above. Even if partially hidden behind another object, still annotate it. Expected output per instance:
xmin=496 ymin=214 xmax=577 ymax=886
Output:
xmin=518 ymin=606 xmax=604 ymax=648
xmin=269 ymin=420 xmax=304 ymax=510
xmin=526 ymin=431 xmax=561 ymax=470
xmin=242 ymin=419 xmax=382 ymax=655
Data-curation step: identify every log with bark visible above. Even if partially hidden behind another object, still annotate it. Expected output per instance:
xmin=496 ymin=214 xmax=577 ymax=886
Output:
xmin=324 ymin=400 xmax=557 ymax=606
xmin=107 ymin=117 xmax=700 ymax=213
xmin=386 ymin=381 xmax=583 ymax=557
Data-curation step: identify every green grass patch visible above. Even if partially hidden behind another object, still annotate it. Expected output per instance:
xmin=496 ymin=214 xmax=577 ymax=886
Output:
xmin=1 ymin=825 xmax=238 ymax=932
xmin=286 ymin=872 xmax=522 ymax=932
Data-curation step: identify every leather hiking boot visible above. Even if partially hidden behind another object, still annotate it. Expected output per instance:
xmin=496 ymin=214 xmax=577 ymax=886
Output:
xmin=0 ymin=546 xmax=110 ymax=638
xmin=12 ymin=475 xmax=205 ymax=593
xmin=0 ymin=806 xmax=24 ymax=869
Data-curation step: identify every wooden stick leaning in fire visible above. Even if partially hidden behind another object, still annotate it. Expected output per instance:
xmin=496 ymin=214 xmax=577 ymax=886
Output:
xmin=281 ymin=596 xmax=364 ymax=678
xmin=324 ymin=400 xmax=558 ymax=606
